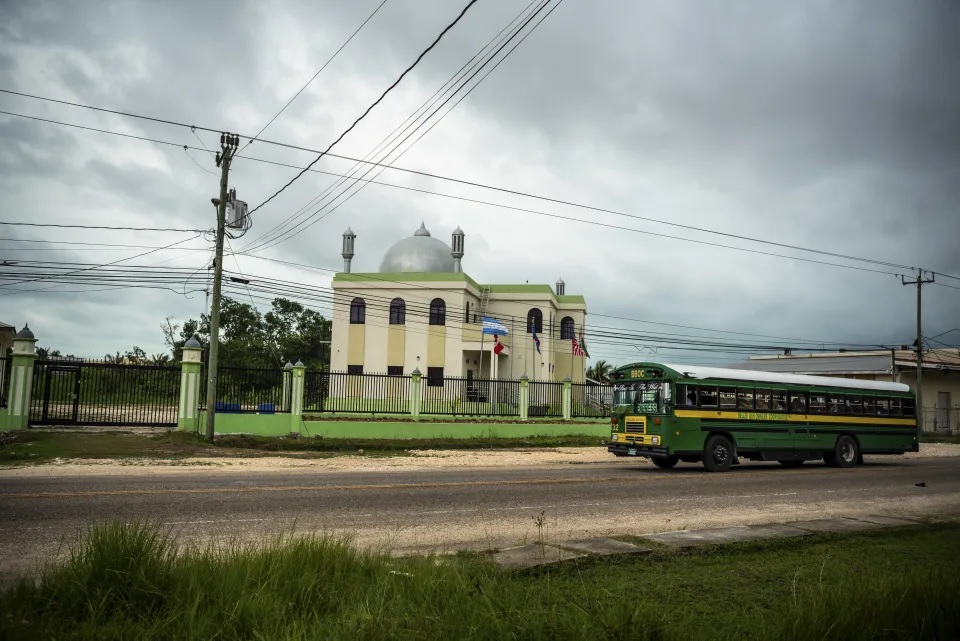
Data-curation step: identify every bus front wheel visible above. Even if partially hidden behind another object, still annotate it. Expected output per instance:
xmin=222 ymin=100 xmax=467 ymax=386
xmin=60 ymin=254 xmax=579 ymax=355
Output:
xmin=824 ymin=435 xmax=860 ymax=468
xmin=702 ymin=434 xmax=735 ymax=473
xmin=652 ymin=456 xmax=679 ymax=469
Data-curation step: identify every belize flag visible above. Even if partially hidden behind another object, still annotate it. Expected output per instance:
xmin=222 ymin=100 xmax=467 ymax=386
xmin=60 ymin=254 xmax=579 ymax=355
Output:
xmin=482 ymin=316 xmax=509 ymax=335
xmin=532 ymin=330 xmax=541 ymax=354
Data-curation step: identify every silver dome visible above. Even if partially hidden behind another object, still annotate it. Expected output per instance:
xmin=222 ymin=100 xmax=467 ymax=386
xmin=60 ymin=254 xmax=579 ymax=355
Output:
xmin=379 ymin=222 xmax=455 ymax=273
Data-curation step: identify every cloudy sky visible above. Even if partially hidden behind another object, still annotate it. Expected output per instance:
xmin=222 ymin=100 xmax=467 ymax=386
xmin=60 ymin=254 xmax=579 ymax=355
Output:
xmin=1 ymin=0 xmax=958 ymax=366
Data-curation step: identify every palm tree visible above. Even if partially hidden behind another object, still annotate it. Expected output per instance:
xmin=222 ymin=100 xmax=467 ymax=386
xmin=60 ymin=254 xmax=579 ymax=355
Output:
xmin=586 ymin=359 xmax=613 ymax=383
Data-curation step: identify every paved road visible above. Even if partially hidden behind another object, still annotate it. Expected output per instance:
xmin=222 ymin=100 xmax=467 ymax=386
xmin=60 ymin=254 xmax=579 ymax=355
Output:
xmin=1 ymin=456 xmax=958 ymax=579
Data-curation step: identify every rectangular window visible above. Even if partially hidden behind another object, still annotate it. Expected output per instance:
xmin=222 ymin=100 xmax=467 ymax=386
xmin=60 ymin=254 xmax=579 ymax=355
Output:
xmin=809 ymin=394 xmax=826 ymax=413
xmin=902 ymin=398 xmax=915 ymax=417
xmin=877 ymin=398 xmax=891 ymax=415
xmin=678 ymin=385 xmax=696 ymax=407
xmin=846 ymin=396 xmax=863 ymax=414
xmin=863 ymin=397 xmax=877 ymax=415
xmin=347 ymin=365 xmax=363 ymax=375
xmin=828 ymin=395 xmax=844 ymax=414
xmin=755 ymin=389 xmax=772 ymax=410
xmin=890 ymin=399 xmax=903 ymax=416
xmin=737 ymin=389 xmax=755 ymax=410
xmin=789 ymin=392 xmax=807 ymax=413
xmin=387 ymin=366 xmax=403 ymax=376
xmin=719 ymin=387 xmax=737 ymax=409
xmin=772 ymin=391 xmax=787 ymax=412
xmin=699 ymin=386 xmax=719 ymax=408
xmin=427 ymin=367 xmax=444 ymax=387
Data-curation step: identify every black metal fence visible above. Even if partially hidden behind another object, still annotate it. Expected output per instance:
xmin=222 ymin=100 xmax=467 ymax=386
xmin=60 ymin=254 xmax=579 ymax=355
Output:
xmin=528 ymin=381 xmax=564 ymax=417
xmin=29 ymin=360 xmax=181 ymax=426
xmin=213 ymin=366 xmax=288 ymax=413
xmin=0 ymin=356 xmax=11 ymax=408
xmin=304 ymin=371 xmax=411 ymax=414
xmin=422 ymin=376 xmax=521 ymax=417
xmin=571 ymin=382 xmax=611 ymax=417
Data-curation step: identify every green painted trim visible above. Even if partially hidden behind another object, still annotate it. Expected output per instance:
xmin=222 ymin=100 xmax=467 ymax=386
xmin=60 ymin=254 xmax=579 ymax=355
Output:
xmin=299 ymin=421 xmax=608 ymax=439
xmin=334 ymin=271 xmax=481 ymax=290
xmin=557 ymin=295 xmax=586 ymax=304
xmin=484 ymin=284 xmax=554 ymax=294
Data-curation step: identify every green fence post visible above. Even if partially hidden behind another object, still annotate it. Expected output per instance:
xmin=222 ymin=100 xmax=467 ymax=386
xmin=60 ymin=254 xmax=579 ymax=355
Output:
xmin=290 ymin=361 xmax=305 ymax=434
xmin=562 ymin=377 xmax=572 ymax=420
xmin=2 ymin=325 xmax=37 ymax=431
xmin=177 ymin=336 xmax=203 ymax=432
xmin=410 ymin=368 xmax=422 ymax=419
xmin=282 ymin=362 xmax=293 ymax=413
xmin=519 ymin=375 xmax=529 ymax=421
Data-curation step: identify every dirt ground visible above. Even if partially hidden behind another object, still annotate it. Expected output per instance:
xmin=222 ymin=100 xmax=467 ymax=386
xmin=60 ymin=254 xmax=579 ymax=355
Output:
xmin=2 ymin=443 xmax=957 ymax=478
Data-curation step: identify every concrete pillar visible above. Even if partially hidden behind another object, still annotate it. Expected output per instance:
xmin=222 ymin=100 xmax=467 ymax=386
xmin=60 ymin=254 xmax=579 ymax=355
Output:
xmin=519 ymin=375 xmax=529 ymax=421
xmin=290 ymin=361 xmax=305 ymax=433
xmin=177 ymin=336 xmax=203 ymax=432
xmin=562 ymin=377 xmax=572 ymax=420
xmin=410 ymin=368 xmax=422 ymax=419
xmin=1 ymin=325 xmax=37 ymax=431
xmin=282 ymin=362 xmax=293 ymax=413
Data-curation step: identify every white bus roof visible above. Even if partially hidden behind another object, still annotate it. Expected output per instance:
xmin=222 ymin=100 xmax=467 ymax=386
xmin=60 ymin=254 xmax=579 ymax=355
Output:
xmin=658 ymin=363 xmax=912 ymax=393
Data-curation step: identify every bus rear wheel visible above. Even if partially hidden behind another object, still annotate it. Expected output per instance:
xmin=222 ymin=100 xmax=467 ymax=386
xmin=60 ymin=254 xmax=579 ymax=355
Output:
xmin=652 ymin=456 xmax=679 ymax=469
xmin=702 ymin=435 xmax=734 ymax=473
xmin=824 ymin=435 xmax=860 ymax=468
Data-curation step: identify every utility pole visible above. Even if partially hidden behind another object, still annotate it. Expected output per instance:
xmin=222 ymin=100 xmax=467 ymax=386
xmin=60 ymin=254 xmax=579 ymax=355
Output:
xmin=205 ymin=133 xmax=240 ymax=442
xmin=902 ymin=269 xmax=935 ymax=431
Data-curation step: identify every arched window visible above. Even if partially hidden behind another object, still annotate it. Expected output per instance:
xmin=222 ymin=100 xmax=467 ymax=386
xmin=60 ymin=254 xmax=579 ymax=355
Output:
xmin=560 ymin=316 xmax=575 ymax=339
xmin=349 ymin=297 xmax=366 ymax=324
xmin=389 ymin=298 xmax=406 ymax=325
xmin=464 ymin=301 xmax=471 ymax=323
xmin=526 ymin=308 xmax=543 ymax=333
xmin=429 ymin=298 xmax=446 ymax=326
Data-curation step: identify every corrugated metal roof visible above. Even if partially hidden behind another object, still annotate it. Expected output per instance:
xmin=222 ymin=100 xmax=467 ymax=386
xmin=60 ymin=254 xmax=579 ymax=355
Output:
xmin=727 ymin=355 xmax=893 ymax=375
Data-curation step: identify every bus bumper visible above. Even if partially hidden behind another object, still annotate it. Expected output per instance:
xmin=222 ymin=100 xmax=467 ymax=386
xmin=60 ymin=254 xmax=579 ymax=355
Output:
xmin=608 ymin=444 xmax=669 ymax=458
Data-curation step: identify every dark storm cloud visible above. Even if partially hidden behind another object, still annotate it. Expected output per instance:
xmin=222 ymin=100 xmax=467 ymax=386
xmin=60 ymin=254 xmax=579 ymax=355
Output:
xmin=1 ymin=0 xmax=958 ymax=360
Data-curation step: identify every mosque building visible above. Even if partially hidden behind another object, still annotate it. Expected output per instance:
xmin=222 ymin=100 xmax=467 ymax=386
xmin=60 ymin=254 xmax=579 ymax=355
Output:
xmin=330 ymin=223 xmax=587 ymax=382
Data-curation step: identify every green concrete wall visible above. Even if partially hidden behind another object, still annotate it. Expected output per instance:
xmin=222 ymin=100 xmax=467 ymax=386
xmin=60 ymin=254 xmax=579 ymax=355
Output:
xmin=197 ymin=411 xmax=298 ymax=436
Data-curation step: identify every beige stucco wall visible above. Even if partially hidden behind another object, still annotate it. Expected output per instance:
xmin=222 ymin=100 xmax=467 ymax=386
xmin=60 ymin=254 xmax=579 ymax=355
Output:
xmin=330 ymin=276 xmax=587 ymax=381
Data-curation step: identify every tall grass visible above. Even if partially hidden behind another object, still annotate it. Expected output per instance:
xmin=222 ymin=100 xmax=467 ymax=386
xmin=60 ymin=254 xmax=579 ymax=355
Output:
xmin=0 ymin=521 xmax=666 ymax=640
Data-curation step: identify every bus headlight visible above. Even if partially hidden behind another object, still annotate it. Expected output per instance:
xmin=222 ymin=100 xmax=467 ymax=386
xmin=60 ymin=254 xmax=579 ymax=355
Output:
xmin=651 ymin=436 xmax=660 ymax=445
xmin=612 ymin=434 xmax=618 ymax=441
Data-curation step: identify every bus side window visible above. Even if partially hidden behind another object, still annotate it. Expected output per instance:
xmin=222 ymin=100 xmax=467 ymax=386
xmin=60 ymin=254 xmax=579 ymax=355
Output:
xmin=828 ymin=395 xmax=843 ymax=414
xmin=700 ymin=387 xmax=719 ymax=408
xmin=809 ymin=394 xmax=826 ymax=413
xmin=902 ymin=398 xmax=915 ymax=417
xmin=678 ymin=385 xmax=697 ymax=407
xmin=772 ymin=391 xmax=787 ymax=412
xmin=846 ymin=395 xmax=863 ymax=414
xmin=890 ymin=399 xmax=903 ymax=416
xmin=863 ymin=397 xmax=877 ymax=415
xmin=755 ymin=389 xmax=771 ymax=410
xmin=737 ymin=389 xmax=754 ymax=409
xmin=877 ymin=398 xmax=890 ymax=415
xmin=719 ymin=387 xmax=737 ymax=409
xmin=789 ymin=392 xmax=807 ymax=413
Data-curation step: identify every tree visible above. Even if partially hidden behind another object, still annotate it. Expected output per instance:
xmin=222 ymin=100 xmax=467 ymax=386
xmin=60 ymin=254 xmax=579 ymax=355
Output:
xmin=166 ymin=296 xmax=331 ymax=370
xmin=586 ymin=359 xmax=614 ymax=383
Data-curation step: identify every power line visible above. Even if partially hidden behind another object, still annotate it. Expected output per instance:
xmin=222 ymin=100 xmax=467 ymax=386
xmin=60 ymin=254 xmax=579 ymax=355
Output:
xmin=243 ymin=0 xmax=559 ymax=253
xmin=237 ymin=0 xmax=391 ymax=156
xmin=6 ymin=92 xmax=958 ymax=281
xmin=245 ymin=0 xmax=481 ymax=216
xmin=0 ymin=219 xmax=202 ymax=233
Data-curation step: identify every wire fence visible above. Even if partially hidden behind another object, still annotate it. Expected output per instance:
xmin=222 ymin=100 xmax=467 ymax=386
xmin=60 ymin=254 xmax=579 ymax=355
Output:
xmin=528 ymin=381 xmax=563 ymax=417
xmin=571 ymin=382 xmax=611 ymax=418
xmin=211 ymin=366 xmax=288 ymax=413
xmin=925 ymin=405 xmax=960 ymax=434
xmin=304 ymin=371 xmax=411 ymax=414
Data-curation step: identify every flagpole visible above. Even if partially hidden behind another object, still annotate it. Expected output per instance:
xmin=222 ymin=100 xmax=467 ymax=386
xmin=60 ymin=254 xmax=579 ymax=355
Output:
xmin=510 ymin=315 xmax=515 ymax=381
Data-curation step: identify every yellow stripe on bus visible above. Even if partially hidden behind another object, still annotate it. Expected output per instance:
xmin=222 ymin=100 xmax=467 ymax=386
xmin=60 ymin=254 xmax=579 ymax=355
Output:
xmin=673 ymin=409 xmax=915 ymax=426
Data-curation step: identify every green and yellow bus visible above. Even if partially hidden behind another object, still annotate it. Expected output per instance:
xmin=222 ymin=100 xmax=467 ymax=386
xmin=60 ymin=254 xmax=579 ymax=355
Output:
xmin=607 ymin=362 xmax=918 ymax=472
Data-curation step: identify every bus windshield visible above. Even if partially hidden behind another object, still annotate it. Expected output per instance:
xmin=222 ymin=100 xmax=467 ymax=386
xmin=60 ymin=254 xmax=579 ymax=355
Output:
xmin=613 ymin=381 xmax=670 ymax=414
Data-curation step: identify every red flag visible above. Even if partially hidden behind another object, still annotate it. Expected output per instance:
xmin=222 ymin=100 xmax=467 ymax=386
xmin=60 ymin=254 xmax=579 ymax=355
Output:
xmin=493 ymin=334 xmax=504 ymax=355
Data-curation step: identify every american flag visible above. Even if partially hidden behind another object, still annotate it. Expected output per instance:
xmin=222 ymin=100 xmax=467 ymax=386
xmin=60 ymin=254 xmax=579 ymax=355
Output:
xmin=571 ymin=335 xmax=584 ymax=356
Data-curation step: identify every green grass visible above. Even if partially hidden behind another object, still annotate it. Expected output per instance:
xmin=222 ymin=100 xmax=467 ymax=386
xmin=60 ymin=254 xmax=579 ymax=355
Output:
xmin=1 ymin=521 xmax=957 ymax=640
xmin=0 ymin=431 xmax=606 ymax=465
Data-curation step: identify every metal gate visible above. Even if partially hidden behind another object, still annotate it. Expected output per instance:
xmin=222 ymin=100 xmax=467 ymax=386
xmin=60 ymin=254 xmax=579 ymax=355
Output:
xmin=30 ymin=360 xmax=181 ymax=427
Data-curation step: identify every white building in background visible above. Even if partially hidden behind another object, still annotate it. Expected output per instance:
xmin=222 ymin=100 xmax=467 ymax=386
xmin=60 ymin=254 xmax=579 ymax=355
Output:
xmin=330 ymin=223 xmax=588 ymax=382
